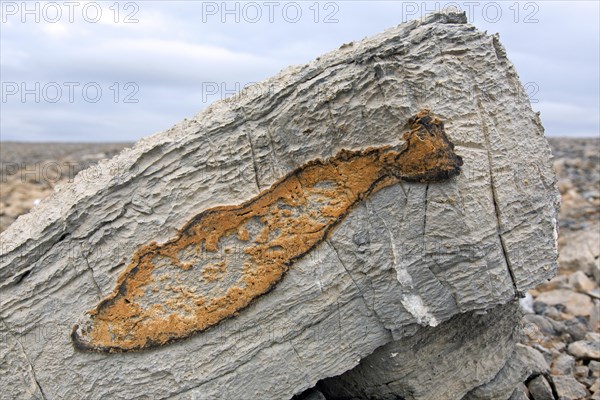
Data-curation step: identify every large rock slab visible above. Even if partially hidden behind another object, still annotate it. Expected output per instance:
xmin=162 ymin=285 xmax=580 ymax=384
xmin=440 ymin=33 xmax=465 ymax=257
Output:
xmin=0 ymin=12 xmax=558 ymax=399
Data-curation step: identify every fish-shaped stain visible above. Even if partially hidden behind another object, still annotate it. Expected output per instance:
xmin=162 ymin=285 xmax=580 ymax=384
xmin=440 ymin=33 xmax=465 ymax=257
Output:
xmin=72 ymin=109 xmax=463 ymax=352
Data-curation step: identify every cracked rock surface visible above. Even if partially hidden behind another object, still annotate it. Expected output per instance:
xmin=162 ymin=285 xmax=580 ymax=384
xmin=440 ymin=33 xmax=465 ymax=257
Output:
xmin=0 ymin=12 xmax=558 ymax=400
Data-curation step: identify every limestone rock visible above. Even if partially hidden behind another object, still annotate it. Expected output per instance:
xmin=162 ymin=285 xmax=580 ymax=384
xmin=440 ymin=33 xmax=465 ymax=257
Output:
xmin=0 ymin=11 xmax=558 ymax=400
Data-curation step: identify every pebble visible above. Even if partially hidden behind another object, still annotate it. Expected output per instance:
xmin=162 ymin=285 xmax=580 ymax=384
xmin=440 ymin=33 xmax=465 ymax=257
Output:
xmin=541 ymin=305 xmax=572 ymax=321
xmin=568 ymin=271 xmax=596 ymax=293
xmin=524 ymin=314 xmax=558 ymax=336
xmin=561 ymin=318 xmax=588 ymax=341
xmin=553 ymin=375 xmax=589 ymax=400
xmin=535 ymin=289 xmax=594 ymax=318
xmin=568 ymin=340 xmax=600 ymax=360
xmin=534 ymin=301 xmax=549 ymax=315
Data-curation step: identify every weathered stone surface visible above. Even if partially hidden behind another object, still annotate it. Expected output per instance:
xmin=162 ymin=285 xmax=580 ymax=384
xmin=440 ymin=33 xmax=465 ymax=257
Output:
xmin=0 ymin=12 xmax=558 ymax=400
xmin=508 ymin=383 xmax=530 ymax=400
xmin=463 ymin=344 xmax=549 ymax=400
xmin=317 ymin=302 xmax=521 ymax=400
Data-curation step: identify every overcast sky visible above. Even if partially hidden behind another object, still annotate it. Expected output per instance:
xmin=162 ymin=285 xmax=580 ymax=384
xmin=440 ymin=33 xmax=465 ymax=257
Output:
xmin=1 ymin=1 xmax=599 ymax=142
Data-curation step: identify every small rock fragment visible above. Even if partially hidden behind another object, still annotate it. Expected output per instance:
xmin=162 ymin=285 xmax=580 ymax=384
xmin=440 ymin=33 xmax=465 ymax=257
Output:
xmin=568 ymin=340 xmax=600 ymax=360
xmin=589 ymin=360 xmax=600 ymax=377
xmin=568 ymin=271 xmax=596 ymax=293
xmin=534 ymin=301 xmax=549 ymax=315
xmin=543 ymin=305 xmax=572 ymax=321
xmin=561 ymin=318 xmax=588 ymax=341
xmin=574 ymin=365 xmax=589 ymax=379
xmin=551 ymin=353 xmax=576 ymax=375
xmin=535 ymin=290 xmax=594 ymax=317
xmin=553 ymin=375 xmax=589 ymax=400
xmin=590 ymin=379 xmax=600 ymax=393
xmin=525 ymin=314 xmax=559 ymax=336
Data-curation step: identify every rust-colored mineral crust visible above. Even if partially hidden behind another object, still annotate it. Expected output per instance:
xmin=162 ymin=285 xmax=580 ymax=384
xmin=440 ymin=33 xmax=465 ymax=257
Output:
xmin=71 ymin=110 xmax=463 ymax=352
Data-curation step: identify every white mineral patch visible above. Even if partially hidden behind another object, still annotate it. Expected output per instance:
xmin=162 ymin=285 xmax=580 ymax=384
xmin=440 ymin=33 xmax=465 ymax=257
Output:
xmin=401 ymin=293 xmax=440 ymax=327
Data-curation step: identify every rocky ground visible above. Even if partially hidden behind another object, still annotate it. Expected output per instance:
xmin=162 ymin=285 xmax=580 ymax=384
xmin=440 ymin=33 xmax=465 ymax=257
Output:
xmin=516 ymin=138 xmax=600 ymax=400
xmin=0 ymin=138 xmax=598 ymax=399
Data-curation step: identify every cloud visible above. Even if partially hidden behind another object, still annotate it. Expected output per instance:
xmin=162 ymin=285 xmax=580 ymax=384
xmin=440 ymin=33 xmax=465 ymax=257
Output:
xmin=1 ymin=1 xmax=598 ymax=141
xmin=536 ymin=101 xmax=600 ymax=137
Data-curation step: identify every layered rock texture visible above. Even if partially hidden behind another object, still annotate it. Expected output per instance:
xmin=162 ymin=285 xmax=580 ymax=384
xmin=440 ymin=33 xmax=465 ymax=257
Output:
xmin=0 ymin=12 xmax=559 ymax=400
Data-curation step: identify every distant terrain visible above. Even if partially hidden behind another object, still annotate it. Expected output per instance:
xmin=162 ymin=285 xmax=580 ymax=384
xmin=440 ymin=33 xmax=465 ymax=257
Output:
xmin=1 ymin=139 xmax=597 ymax=234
